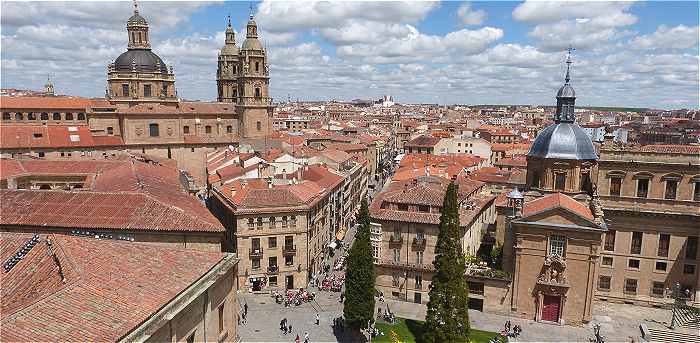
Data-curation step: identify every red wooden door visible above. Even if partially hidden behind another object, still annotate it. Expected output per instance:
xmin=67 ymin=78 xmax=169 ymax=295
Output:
xmin=542 ymin=295 xmax=560 ymax=322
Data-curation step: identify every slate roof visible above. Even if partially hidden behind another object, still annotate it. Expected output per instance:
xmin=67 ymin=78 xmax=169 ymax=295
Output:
xmin=0 ymin=232 xmax=227 ymax=342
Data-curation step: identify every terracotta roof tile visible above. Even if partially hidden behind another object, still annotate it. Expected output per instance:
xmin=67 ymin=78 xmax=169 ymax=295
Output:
xmin=0 ymin=232 xmax=227 ymax=342
xmin=639 ymin=144 xmax=700 ymax=154
xmin=522 ymin=192 xmax=594 ymax=221
xmin=0 ymin=96 xmax=91 ymax=110
xmin=0 ymin=125 xmax=97 ymax=149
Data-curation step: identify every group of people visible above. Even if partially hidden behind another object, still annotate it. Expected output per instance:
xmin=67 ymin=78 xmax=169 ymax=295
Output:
xmin=501 ymin=320 xmax=522 ymax=339
xmin=279 ymin=318 xmax=310 ymax=343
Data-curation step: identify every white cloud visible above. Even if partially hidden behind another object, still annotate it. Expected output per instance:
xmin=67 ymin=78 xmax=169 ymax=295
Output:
xmin=457 ymin=3 xmax=486 ymax=26
xmin=630 ymin=25 xmax=699 ymax=50
xmin=256 ymin=1 xmax=437 ymax=32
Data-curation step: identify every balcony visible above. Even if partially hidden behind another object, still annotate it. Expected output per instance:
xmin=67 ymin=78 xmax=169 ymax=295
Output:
xmin=412 ymin=237 xmax=426 ymax=250
xmin=377 ymin=259 xmax=434 ymax=272
xmin=249 ymin=248 xmax=263 ymax=259
xmin=283 ymin=245 xmax=297 ymax=256
xmin=237 ymin=96 xmax=273 ymax=106
xmin=389 ymin=235 xmax=403 ymax=246
xmin=267 ymin=265 xmax=279 ymax=274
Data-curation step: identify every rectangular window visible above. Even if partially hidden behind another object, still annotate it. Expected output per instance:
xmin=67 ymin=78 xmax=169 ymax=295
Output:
xmin=598 ymin=275 xmax=611 ymax=290
xmin=227 ymin=125 xmax=233 ymax=133
xmin=658 ymin=234 xmax=670 ymax=257
xmin=602 ymin=256 xmax=613 ymax=266
xmin=149 ymin=123 xmax=159 ymax=137
xmin=686 ymin=236 xmax=698 ymax=260
xmin=143 ymin=84 xmax=152 ymax=97
xmin=285 ymin=235 xmax=293 ymax=248
xmin=548 ymin=235 xmax=566 ymax=257
xmin=665 ymin=180 xmax=678 ymax=200
xmin=651 ymin=282 xmax=665 ymax=297
xmin=205 ymin=125 xmax=212 ymax=134
xmin=604 ymin=230 xmax=616 ymax=251
xmin=418 ymin=205 xmax=429 ymax=213
xmin=269 ymin=276 xmax=277 ymax=286
xmin=694 ymin=182 xmax=700 ymax=201
xmin=554 ymin=173 xmax=566 ymax=191
xmin=252 ymin=258 xmax=260 ymax=269
xmin=268 ymin=237 xmax=277 ymax=248
xmin=251 ymin=238 xmax=260 ymax=251
xmin=393 ymin=248 xmax=400 ymax=263
xmin=610 ymin=177 xmax=622 ymax=196
xmin=631 ymin=232 xmax=643 ymax=255
xmin=257 ymin=121 xmax=262 ymax=131
xmin=655 ymin=261 xmax=667 ymax=271
xmin=106 ymin=127 xmax=114 ymax=135
xmin=637 ymin=179 xmax=649 ymax=198
xmin=624 ymin=279 xmax=638 ymax=294
xmin=416 ymin=251 xmax=423 ymax=265
xmin=285 ymin=255 xmax=293 ymax=266
xmin=218 ymin=303 xmax=225 ymax=333
xmin=415 ymin=274 xmax=422 ymax=289
xmin=269 ymin=256 xmax=277 ymax=267
xmin=684 ymin=264 xmax=696 ymax=275
xmin=122 ymin=84 xmax=129 ymax=96
xmin=183 ymin=125 xmax=190 ymax=134
xmin=392 ymin=273 xmax=400 ymax=287
xmin=628 ymin=259 xmax=640 ymax=269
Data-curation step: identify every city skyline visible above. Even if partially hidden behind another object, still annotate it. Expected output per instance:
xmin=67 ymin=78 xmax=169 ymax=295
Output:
xmin=1 ymin=1 xmax=698 ymax=109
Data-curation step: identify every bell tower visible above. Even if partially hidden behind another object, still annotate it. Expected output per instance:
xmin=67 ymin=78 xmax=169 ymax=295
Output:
xmin=217 ymin=15 xmax=240 ymax=103
xmin=237 ymin=11 xmax=273 ymax=139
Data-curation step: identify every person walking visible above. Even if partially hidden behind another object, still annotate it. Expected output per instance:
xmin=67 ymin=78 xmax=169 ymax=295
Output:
xmin=244 ymin=302 xmax=248 ymax=316
xmin=315 ymin=313 xmax=320 ymax=325
xmin=295 ymin=334 xmax=300 ymax=343
xmin=304 ymin=331 xmax=309 ymax=343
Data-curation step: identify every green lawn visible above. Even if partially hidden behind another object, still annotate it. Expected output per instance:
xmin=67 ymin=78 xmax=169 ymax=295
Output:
xmin=374 ymin=318 xmax=504 ymax=343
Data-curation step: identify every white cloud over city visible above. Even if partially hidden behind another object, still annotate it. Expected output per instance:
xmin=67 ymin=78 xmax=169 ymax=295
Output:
xmin=1 ymin=0 xmax=698 ymax=109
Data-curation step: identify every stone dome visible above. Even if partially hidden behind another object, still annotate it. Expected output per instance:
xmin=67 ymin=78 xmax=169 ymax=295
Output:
xmin=527 ymin=122 xmax=597 ymax=160
xmin=557 ymin=84 xmax=576 ymax=98
xmin=127 ymin=12 xmax=148 ymax=26
xmin=114 ymin=49 xmax=168 ymax=73
xmin=220 ymin=44 xmax=240 ymax=56
xmin=241 ymin=38 xmax=263 ymax=51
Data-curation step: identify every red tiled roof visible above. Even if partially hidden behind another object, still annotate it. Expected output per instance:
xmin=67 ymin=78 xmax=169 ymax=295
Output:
xmin=491 ymin=143 xmax=531 ymax=152
xmin=0 ymin=96 xmax=91 ymax=110
xmin=0 ymin=232 xmax=227 ymax=342
xmin=118 ymin=101 xmax=236 ymax=115
xmin=522 ymin=192 xmax=594 ymax=221
xmin=405 ymin=135 xmax=441 ymax=148
xmin=494 ymin=155 xmax=527 ymax=168
xmin=92 ymin=135 xmax=125 ymax=146
xmin=0 ymin=158 xmax=223 ymax=232
xmin=640 ymin=144 xmax=700 ymax=154
xmin=0 ymin=125 xmax=97 ymax=149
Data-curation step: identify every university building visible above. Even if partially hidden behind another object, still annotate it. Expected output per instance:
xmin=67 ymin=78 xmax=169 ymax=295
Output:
xmin=0 ymin=4 xmax=274 ymax=186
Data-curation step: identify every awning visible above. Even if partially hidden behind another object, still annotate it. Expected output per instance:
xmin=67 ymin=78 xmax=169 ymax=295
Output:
xmin=336 ymin=227 xmax=346 ymax=241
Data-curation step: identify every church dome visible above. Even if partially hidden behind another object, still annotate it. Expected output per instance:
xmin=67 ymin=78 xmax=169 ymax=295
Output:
xmin=527 ymin=122 xmax=597 ymax=160
xmin=241 ymin=38 xmax=263 ymax=51
xmin=114 ymin=49 xmax=168 ymax=73
xmin=557 ymin=84 xmax=575 ymax=98
xmin=127 ymin=12 xmax=147 ymax=26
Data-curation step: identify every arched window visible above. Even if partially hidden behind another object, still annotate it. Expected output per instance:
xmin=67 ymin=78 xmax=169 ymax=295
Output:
xmin=53 ymin=113 xmax=61 ymax=120
xmin=2 ymin=112 xmax=10 ymax=120
xmin=226 ymin=125 xmax=233 ymax=133
xmin=77 ymin=113 xmax=85 ymax=120
xmin=149 ymin=123 xmax=159 ymax=137
xmin=16 ymin=113 xmax=24 ymax=121
xmin=27 ymin=112 xmax=35 ymax=120
xmin=65 ymin=113 xmax=74 ymax=120
xmin=40 ymin=113 xmax=49 ymax=120
xmin=255 ymin=62 xmax=259 ymax=72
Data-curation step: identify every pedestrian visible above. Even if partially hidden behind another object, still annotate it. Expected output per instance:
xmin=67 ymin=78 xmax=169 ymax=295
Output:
xmin=295 ymin=334 xmax=300 ymax=343
xmin=315 ymin=312 xmax=320 ymax=325
xmin=244 ymin=302 xmax=248 ymax=316
xmin=288 ymin=324 xmax=292 ymax=333
xmin=304 ymin=331 xmax=309 ymax=343
xmin=280 ymin=319 xmax=285 ymax=331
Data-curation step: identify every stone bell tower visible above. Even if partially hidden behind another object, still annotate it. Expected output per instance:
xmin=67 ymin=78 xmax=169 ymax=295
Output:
xmin=217 ymin=15 xmax=240 ymax=103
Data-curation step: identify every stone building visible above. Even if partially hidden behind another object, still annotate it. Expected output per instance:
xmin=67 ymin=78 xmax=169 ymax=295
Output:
xmin=0 ymin=232 xmax=239 ymax=342
xmin=207 ymin=165 xmax=347 ymax=291
xmin=217 ymin=14 xmax=274 ymax=139
xmin=106 ymin=2 xmax=177 ymax=105
xmin=370 ymin=176 xmax=496 ymax=304
xmin=595 ymin=143 xmax=699 ymax=306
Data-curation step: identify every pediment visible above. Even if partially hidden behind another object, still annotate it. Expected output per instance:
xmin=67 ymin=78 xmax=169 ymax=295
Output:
xmin=519 ymin=207 xmax=598 ymax=228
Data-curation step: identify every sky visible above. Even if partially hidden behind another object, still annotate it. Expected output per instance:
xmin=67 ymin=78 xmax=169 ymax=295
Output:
xmin=1 ymin=1 xmax=698 ymax=109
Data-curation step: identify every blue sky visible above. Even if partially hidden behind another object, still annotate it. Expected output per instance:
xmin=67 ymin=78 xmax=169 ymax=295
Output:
xmin=1 ymin=1 xmax=698 ymax=109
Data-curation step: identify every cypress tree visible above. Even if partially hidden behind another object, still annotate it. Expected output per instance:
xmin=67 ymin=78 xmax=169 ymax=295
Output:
xmin=343 ymin=199 xmax=376 ymax=332
xmin=424 ymin=182 xmax=470 ymax=342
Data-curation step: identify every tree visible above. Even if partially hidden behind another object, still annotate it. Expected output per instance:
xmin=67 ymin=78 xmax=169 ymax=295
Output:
xmin=343 ymin=199 xmax=376 ymax=333
xmin=424 ymin=182 xmax=470 ymax=342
